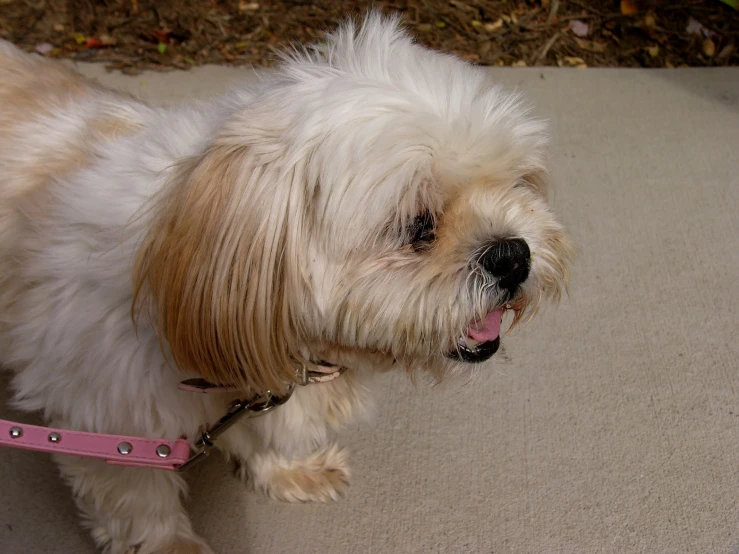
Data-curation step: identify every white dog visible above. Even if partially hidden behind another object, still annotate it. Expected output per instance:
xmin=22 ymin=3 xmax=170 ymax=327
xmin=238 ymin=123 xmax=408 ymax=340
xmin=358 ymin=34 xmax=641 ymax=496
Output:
xmin=0 ymin=13 xmax=573 ymax=554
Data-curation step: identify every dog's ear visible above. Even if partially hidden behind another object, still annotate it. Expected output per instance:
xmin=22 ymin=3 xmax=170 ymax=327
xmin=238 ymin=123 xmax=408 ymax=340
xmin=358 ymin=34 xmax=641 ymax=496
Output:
xmin=132 ymin=123 xmax=308 ymax=394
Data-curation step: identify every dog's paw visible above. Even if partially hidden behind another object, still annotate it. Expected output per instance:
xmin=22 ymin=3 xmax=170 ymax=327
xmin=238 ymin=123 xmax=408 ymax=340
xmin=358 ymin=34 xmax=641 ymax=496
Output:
xmin=246 ymin=443 xmax=350 ymax=503
xmin=119 ymin=536 xmax=215 ymax=554
xmin=151 ymin=537 xmax=216 ymax=554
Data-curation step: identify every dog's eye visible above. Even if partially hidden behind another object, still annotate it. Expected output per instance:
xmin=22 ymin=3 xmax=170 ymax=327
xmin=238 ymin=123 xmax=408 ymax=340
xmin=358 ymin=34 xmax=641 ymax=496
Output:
xmin=407 ymin=211 xmax=436 ymax=251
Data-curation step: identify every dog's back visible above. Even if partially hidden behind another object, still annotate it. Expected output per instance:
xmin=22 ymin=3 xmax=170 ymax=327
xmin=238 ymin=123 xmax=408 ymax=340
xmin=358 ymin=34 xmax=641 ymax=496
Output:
xmin=0 ymin=41 xmax=145 ymax=244
xmin=0 ymin=41 xmax=146 ymax=364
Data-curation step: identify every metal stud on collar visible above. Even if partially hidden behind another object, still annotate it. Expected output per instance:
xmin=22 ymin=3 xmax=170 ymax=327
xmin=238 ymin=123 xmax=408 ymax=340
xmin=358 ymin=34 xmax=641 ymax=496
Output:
xmin=117 ymin=441 xmax=133 ymax=455
xmin=9 ymin=426 xmax=22 ymax=438
xmin=48 ymin=432 xmax=61 ymax=443
xmin=155 ymin=444 xmax=171 ymax=458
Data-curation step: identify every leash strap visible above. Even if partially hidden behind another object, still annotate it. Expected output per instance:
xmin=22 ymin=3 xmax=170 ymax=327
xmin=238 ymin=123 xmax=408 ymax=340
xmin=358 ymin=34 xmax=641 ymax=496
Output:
xmin=0 ymin=418 xmax=191 ymax=471
xmin=2 ymin=363 xmax=345 ymax=471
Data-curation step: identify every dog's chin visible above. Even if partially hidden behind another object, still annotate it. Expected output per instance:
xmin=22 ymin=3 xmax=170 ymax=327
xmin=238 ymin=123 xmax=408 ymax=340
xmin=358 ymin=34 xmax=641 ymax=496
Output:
xmin=445 ymin=308 xmax=504 ymax=364
xmin=446 ymin=336 xmax=501 ymax=363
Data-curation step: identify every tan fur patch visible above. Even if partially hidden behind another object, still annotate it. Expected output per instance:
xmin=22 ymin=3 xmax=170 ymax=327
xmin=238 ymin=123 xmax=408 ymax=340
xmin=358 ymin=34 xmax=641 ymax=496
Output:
xmin=247 ymin=444 xmax=350 ymax=503
xmin=0 ymin=42 xmax=143 ymax=344
xmin=132 ymin=142 xmax=305 ymax=396
xmin=0 ymin=42 xmax=142 ymax=202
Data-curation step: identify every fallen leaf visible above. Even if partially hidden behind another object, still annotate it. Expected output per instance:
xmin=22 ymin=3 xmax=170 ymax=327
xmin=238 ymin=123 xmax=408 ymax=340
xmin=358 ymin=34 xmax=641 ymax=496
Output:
xmin=620 ymin=0 xmax=639 ymax=14
xmin=484 ymin=19 xmax=504 ymax=32
xmin=471 ymin=20 xmax=482 ymax=28
xmin=53 ymin=23 xmax=65 ymax=32
xmin=646 ymin=45 xmax=659 ymax=57
xmin=574 ymin=38 xmax=606 ymax=53
xmin=686 ymin=18 xmax=701 ymax=35
xmin=72 ymin=33 xmax=87 ymax=45
xmin=541 ymin=0 xmax=550 ymax=7
xmin=562 ymin=56 xmax=586 ymax=66
xmin=154 ymin=29 xmax=172 ymax=44
xmin=157 ymin=42 xmax=167 ymax=54
xmin=718 ymin=0 xmax=737 ymax=8
xmin=35 ymin=43 xmax=54 ymax=55
xmin=85 ymin=38 xmax=104 ymax=48
xmin=717 ymin=43 xmax=735 ymax=60
xmin=512 ymin=60 xmax=527 ymax=67
xmin=703 ymin=38 xmax=716 ymax=57
xmin=686 ymin=17 xmax=716 ymax=38
xmin=436 ymin=21 xmax=447 ymax=29
xmin=665 ymin=60 xmax=674 ymax=68
xmin=100 ymin=34 xmax=117 ymax=46
xmin=238 ymin=1 xmax=259 ymax=9
xmin=568 ymin=20 xmax=589 ymax=38
xmin=643 ymin=13 xmax=656 ymax=29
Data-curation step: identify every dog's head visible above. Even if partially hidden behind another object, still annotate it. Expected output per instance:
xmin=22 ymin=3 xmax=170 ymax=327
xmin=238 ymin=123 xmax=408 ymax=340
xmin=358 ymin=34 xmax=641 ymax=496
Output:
xmin=133 ymin=13 xmax=574 ymax=393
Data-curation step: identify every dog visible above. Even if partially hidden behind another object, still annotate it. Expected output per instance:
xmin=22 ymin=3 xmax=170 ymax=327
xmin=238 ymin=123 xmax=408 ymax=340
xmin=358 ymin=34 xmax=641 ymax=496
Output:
xmin=0 ymin=12 xmax=573 ymax=554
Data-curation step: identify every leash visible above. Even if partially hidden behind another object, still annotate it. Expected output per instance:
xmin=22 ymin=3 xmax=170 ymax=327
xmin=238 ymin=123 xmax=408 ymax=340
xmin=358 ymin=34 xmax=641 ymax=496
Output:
xmin=1 ymin=363 xmax=345 ymax=472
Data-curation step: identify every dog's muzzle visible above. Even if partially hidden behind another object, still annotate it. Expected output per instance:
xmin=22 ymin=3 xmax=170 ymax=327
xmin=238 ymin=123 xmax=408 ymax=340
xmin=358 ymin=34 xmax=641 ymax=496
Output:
xmin=446 ymin=238 xmax=531 ymax=363
xmin=446 ymin=309 xmax=503 ymax=363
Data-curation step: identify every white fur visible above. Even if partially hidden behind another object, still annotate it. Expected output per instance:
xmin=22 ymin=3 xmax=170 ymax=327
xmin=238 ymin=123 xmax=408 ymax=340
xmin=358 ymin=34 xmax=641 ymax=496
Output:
xmin=0 ymin=13 xmax=572 ymax=554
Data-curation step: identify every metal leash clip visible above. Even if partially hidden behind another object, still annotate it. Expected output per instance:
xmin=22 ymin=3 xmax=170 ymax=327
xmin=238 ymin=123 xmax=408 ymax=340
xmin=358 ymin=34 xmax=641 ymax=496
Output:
xmin=176 ymin=383 xmax=295 ymax=472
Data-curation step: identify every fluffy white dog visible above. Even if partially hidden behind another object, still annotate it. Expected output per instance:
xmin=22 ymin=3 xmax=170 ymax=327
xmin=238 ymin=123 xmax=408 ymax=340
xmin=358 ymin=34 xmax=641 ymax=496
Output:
xmin=0 ymin=13 xmax=573 ymax=554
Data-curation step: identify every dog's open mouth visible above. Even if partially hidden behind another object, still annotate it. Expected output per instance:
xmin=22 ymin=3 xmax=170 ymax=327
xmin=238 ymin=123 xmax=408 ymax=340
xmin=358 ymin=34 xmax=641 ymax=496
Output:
xmin=446 ymin=309 xmax=503 ymax=363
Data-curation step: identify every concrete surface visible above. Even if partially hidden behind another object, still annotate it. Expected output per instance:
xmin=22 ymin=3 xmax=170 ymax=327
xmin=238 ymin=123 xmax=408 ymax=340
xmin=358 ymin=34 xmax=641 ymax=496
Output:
xmin=1 ymin=64 xmax=738 ymax=554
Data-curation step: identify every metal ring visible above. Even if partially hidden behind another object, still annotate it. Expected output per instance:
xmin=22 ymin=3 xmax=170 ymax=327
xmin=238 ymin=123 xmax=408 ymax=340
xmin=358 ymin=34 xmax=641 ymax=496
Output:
xmin=247 ymin=382 xmax=295 ymax=415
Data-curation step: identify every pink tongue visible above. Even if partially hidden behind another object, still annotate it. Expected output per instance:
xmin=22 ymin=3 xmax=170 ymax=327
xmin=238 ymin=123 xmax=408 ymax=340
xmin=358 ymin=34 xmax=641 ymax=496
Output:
xmin=467 ymin=310 xmax=503 ymax=343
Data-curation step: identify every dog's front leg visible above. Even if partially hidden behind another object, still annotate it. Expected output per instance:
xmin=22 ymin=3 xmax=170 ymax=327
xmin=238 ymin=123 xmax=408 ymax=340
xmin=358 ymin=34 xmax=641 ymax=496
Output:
xmin=54 ymin=450 xmax=213 ymax=554
xmin=218 ymin=376 xmax=371 ymax=503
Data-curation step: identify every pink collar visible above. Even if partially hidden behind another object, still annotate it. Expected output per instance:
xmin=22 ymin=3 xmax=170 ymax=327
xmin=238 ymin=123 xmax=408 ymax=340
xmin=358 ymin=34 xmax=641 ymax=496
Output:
xmin=1 ymin=363 xmax=345 ymax=471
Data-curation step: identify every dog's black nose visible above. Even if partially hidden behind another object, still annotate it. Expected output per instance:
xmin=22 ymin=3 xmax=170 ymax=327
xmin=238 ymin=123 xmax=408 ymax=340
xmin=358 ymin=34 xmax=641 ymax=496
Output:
xmin=480 ymin=238 xmax=531 ymax=292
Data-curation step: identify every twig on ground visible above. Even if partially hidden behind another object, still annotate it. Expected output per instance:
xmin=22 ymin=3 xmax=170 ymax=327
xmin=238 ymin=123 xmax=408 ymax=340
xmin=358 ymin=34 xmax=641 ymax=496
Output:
xmin=22 ymin=0 xmax=46 ymax=9
xmin=520 ymin=14 xmax=594 ymax=32
xmin=546 ymin=0 xmax=560 ymax=25
xmin=534 ymin=31 xmax=561 ymax=64
xmin=517 ymin=7 xmax=541 ymax=28
xmin=568 ymin=0 xmax=605 ymax=17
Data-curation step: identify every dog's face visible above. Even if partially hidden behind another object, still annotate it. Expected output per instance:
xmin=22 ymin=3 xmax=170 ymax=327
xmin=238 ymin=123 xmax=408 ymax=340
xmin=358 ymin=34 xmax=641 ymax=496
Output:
xmin=303 ymin=115 xmax=571 ymax=382
xmin=133 ymin=14 xmax=574 ymax=393
xmin=309 ymin=165 xmax=570 ymax=379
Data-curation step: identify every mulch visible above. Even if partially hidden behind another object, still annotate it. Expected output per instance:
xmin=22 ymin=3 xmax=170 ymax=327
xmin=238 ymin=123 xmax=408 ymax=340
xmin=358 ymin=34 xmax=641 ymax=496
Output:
xmin=0 ymin=0 xmax=737 ymax=74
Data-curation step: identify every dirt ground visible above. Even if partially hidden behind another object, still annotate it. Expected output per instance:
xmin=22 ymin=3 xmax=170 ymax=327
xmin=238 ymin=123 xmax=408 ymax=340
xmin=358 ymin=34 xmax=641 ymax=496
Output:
xmin=0 ymin=1 xmax=737 ymax=74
